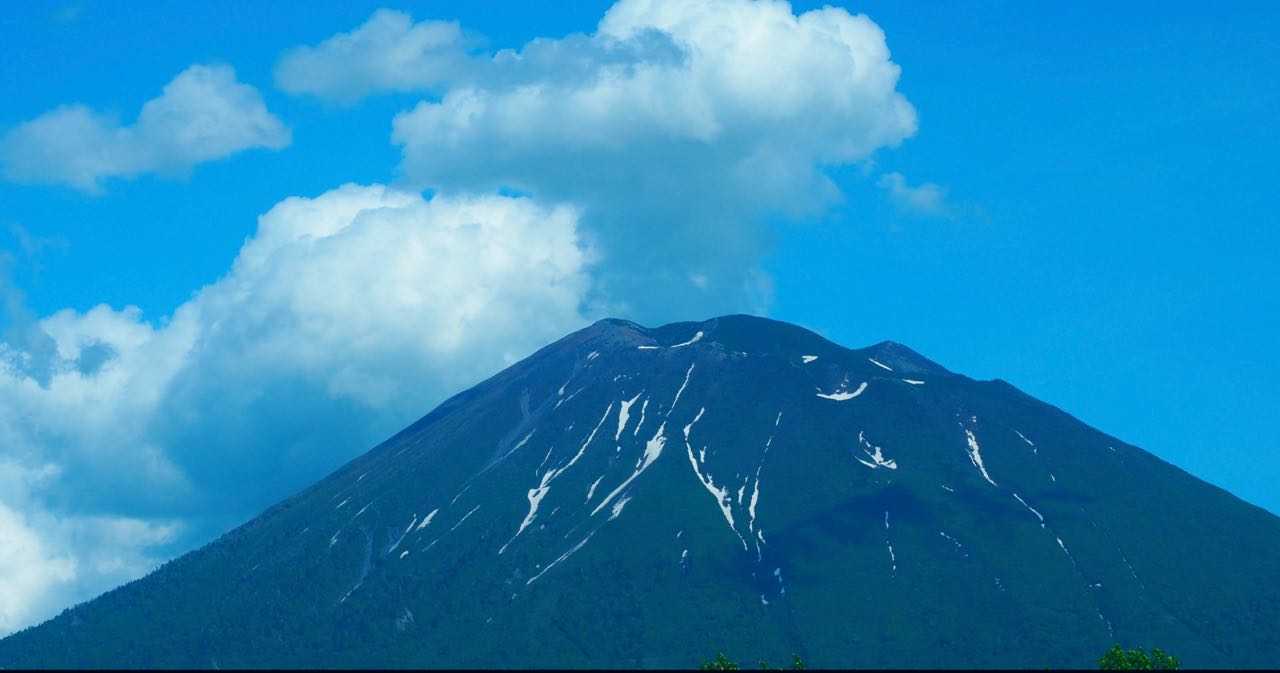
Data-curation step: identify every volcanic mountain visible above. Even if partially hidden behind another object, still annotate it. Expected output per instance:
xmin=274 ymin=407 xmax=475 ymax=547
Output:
xmin=2 ymin=315 xmax=1278 ymax=668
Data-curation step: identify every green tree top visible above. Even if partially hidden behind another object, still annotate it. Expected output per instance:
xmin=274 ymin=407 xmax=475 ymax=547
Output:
xmin=701 ymin=652 xmax=739 ymax=670
xmin=1099 ymin=644 xmax=1181 ymax=670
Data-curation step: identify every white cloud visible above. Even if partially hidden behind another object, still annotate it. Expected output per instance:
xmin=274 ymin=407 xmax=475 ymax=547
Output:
xmin=0 ymin=461 xmax=178 ymax=636
xmin=277 ymin=0 xmax=917 ymax=320
xmin=275 ymin=9 xmax=474 ymax=103
xmin=876 ymin=171 xmax=953 ymax=218
xmin=0 ymin=64 xmax=290 ymax=192
xmin=0 ymin=185 xmax=594 ymax=634
xmin=0 ymin=499 xmax=77 ymax=636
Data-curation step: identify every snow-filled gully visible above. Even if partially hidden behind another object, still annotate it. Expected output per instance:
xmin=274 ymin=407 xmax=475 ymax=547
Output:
xmin=502 ymin=402 xmax=614 ymax=554
xmin=683 ymin=408 xmax=749 ymax=550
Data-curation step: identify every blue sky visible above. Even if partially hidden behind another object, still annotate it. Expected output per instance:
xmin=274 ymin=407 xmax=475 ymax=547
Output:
xmin=1 ymin=0 xmax=1276 ymax=635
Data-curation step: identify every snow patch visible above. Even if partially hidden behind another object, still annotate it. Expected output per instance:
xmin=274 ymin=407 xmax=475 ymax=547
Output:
xmin=415 ymin=509 xmax=438 ymax=531
xmin=609 ymin=495 xmax=631 ymax=521
xmin=817 ymin=381 xmax=868 ymax=401
xmin=801 ymin=355 xmax=818 ymax=364
xmin=670 ymin=331 xmax=704 ymax=348
xmin=586 ymin=474 xmax=605 ymax=502
xmin=616 ymin=391 xmax=643 ymax=441
xmin=869 ymin=357 xmax=893 ymax=371
xmin=902 ymin=379 xmax=925 ymax=385
xmin=962 ymin=428 xmax=998 ymax=487
xmin=856 ymin=430 xmax=898 ymax=470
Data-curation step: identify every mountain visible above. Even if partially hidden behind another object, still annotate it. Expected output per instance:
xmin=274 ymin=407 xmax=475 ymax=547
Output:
xmin=2 ymin=315 xmax=1278 ymax=668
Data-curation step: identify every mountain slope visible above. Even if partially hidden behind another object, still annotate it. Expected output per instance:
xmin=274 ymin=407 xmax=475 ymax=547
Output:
xmin=2 ymin=315 xmax=1278 ymax=668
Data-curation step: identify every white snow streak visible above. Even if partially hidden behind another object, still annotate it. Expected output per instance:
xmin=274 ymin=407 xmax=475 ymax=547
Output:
xmin=586 ymin=474 xmax=605 ymax=502
xmin=592 ymin=422 xmax=667 ymax=517
xmin=415 ymin=509 xmax=438 ymax=531
xmin=527 ymin=532 xmax=596 ymax=585
xmin=963 ymin=428 xmax=998 ymax=486
xmin=801 ymin=355 xmax=818 ymax=364
xmin=616 ymin=391 xmax=643 ymax=441
xmin=387 ymin=515 xmax=418 ymax=554
xmin=504 ymin=404 xmax=613 ymax=553
xmin=512 ymin=431 xmax=535 ymax=453
xmin=637 ymin=345 xmax=660 ymax=350
xmin=400 ymin=550 xmax=409 ymax=559
xmin=1012 ymin=492 xmax=1046 ymax=526
xmin=535 ymin=444 xmax=555 ymax=477
xmin=869 ymin=358 xmax=894 ymax=371
xmin=902 ymin=379 xmax=925 ymax=385
xmin=940 ymin=531 xmax=965 ymax=555
xmin=633 ymin=397 xmax=649 ymax=437
xmin=557 ymin=373 xmax=572 ymax=396
xmin=683 ymin=408 xmax=749 ymax=550
xmin=336 ymin=496 xmax=351 ymax=510
xmin=670 ymin=331 xmax=704 ymax=348
xmin=670 ymin=363 xmax=696 ymax=414
xmin=884 ymin=511 xmax=896 ymax=572
xmin=747 ymin=411 xmax=780 ymax=557
xmin=450 ymin=504 xmax=480 ymax=533
xmin=817 ymin=381 xmax=868 ymax=401
xmin=1053 ymin=536 xmax=1082 ymax=571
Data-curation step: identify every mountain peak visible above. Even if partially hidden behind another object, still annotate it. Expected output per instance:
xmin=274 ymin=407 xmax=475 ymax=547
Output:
xmin=861 ymin=340 xmax=951 ymax=377
xmin=4 ymin=314 xmax=1278 ymax=669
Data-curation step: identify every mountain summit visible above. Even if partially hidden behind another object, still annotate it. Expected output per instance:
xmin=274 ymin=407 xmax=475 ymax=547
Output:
xmin=3 ymin=315 xmax=1278 ymax=668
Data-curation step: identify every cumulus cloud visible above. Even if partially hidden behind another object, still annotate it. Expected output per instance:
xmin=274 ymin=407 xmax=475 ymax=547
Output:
xmin=0 ymin=460 xmax=178 ymax=636
xmin=275 ymin=9 xmax=475 ymax=103
xmin=0 ymin=64 xmax=290 ymax=192
xmin=276 ymin=0 xmax=917 ymax=320
xmin=0 ymin=186 xmax=594 ymax=634
xmin=876 ymin=171 xmax=953 ymax=218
